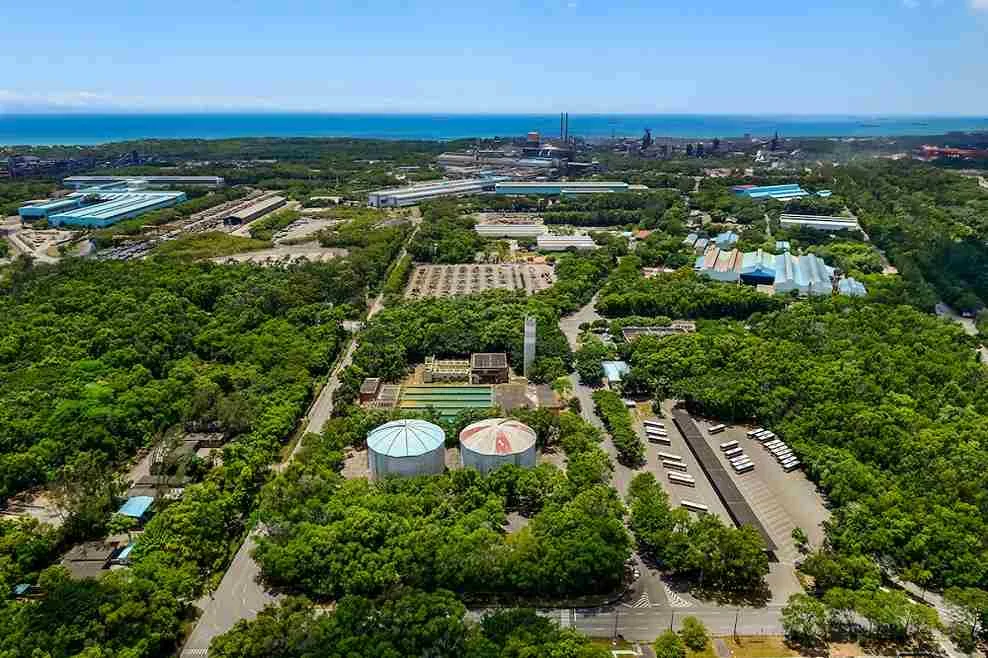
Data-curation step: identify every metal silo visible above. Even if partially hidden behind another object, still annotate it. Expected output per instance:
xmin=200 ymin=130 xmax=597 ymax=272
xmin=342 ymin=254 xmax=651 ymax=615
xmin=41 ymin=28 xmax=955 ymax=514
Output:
xmin=459 ymin=417 xmax=537 ymax=475
xmin=367 ymin=419 xmax=446 ymax=480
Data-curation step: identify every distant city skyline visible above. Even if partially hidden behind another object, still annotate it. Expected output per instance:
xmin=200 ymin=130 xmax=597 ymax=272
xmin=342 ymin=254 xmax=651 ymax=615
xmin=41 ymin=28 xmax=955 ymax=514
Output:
xmin=4 ymin=0 xmax=988 ymax=115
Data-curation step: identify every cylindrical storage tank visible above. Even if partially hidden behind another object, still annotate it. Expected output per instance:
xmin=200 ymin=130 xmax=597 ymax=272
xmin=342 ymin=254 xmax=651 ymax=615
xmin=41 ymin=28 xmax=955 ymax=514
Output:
xmin=367 ymin=419 xmax=446 ymax=480
xmin=459 ymin=417 xmax=537 ymax=475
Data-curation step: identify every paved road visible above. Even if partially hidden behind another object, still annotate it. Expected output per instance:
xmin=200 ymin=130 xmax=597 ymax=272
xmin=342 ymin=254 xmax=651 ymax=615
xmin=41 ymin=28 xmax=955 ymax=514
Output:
xmin=180 ymin=218 xmax=414 ymax=657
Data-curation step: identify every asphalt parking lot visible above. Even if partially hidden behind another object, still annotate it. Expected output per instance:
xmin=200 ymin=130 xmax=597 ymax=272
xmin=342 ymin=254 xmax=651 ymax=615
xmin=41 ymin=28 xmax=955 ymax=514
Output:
xmin=691 ymin=418 xmax=830 ymax=602
xmin=633 ymin=401 xmax=733 ymax=526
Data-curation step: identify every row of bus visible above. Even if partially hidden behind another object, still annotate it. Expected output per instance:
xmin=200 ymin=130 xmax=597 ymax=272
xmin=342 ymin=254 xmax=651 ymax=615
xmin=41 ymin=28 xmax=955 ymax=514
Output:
xmin=718 ymin=439 xmax=754 ymax=474
xmin=646 ymin=419 xmax=699 ymax=487
xmin=747 ymin=427 xmax=801 ymax=472
xmin=644 ymin=418 xmax=669 ymax=445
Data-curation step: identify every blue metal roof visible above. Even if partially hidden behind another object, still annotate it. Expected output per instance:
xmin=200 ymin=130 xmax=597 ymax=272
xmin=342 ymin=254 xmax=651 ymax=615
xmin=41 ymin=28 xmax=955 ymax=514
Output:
xmin=602 ymin=360 xmax=631 ymax=383
xmin=116 ymin=544 xmax=135 ymax=561
xmin=117 ymin=496 xmax=154 ymax=519
xmin=367 ymin=419 xmax=445 ymax=458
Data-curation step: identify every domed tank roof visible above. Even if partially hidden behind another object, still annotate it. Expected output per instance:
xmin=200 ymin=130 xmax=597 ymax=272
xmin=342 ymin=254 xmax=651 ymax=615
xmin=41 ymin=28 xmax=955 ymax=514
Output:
xmin=459 ymin=417 xmax=536 ymax=456
xmin=368 ymin=419 xmax=445 ymax=458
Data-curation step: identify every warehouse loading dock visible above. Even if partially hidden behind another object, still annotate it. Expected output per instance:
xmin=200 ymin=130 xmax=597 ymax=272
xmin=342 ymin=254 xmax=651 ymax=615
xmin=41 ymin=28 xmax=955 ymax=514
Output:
xmin=672 ymin=410 xmax=778 ymax=554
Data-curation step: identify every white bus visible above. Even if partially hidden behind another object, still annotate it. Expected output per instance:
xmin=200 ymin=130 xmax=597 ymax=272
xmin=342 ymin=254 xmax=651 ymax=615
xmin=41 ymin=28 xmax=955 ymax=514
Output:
xmin=724 ymin=447 xmax=744 ymax=458
xmin=647 ymin=435 xmax=671 ymax=445
xmin=764 ymin=440 xmax=783 ymax=449
xmin=734 ymin=462 xmax=755 ymax=473
xmin=771 ymin=445 xmax=791 ymax=456
xmin=782 ymin=459 xmax=801 ymax=472
xmin=681 ymin=500 xmax=709 ymax=513
xmin=709 ymin=424 xmax=727 ymax=434
xmin=663 ymin=460 xmax=688 ymax=471
xmin=643 ymin=420 xmax=664 ymax=429
xmin=746 ymin=428 xmax=765 ymax=438
xmin=730 ymin=456 xmax=751 ymax=467
xmin=658 ymin=452 xmax=682 ymax=462
xmin=719 ymin=440 xmax=739 ymax=451
xmin=646 ymin=428 xmax=668 ymax=436
xmin=755 ymin=431 xmax=775 ymax=441
xmin=668 ymin=472 xmax=696 ymax=486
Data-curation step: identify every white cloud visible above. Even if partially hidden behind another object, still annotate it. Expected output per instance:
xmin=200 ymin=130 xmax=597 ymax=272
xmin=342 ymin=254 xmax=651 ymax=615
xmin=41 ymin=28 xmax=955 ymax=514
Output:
xmin=972 ymin=0 xmax=988 ymax=10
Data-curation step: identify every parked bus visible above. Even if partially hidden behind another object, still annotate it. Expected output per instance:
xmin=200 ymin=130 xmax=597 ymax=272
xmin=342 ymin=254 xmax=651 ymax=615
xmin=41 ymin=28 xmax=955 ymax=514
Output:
xmin=730 ymin=456 xmax=751 ymax=467
xmin=709 ymin=424 xmax=727 ymax=434
xmin=734 ymin=462 xmax=755 ymax=473
xmin=719 ymin=440 xmax=739 ymax=451
xmin=668 ymin=472 xmax=696 ymax=486
xmin=746 ymin=428 xmax=765 ymax=438
xmin=663 ymin=460 xmax=688 ymax=471
xmin=782 ymin=459 xmax=801 ymax=472
xmin=643 ymin=419 xmax=664 ymax=429
xmin=724 ymin=447 xmax=744 ymax=458
xmin=647 ymin=435 xmax=671 ymax=445
xmin=681 ymin=500 xmax=709 ymax=513
xmin=658 ymin=452 xmax=682 ymax=462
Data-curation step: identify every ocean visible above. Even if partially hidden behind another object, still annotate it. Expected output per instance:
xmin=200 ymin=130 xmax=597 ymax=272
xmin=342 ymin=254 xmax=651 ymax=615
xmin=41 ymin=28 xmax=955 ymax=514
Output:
xmin=1 ymin=113 xmax=987 ymax=146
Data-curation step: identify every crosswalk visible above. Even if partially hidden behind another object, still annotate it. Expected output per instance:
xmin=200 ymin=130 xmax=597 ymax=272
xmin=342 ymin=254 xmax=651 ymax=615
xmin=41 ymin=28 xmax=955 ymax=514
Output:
xmin=664 ymin=583 xmax=693 ymax=608
xmin=627 ymin=593 xmax=651 ymax=608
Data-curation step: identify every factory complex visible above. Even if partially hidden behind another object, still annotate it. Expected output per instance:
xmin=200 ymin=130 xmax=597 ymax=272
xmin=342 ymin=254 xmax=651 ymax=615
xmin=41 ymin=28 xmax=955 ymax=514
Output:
xmin=495 ymin=181 xmax=646 ymax=196
xmin=731 ymin=183 xmax=810 ymax=201
xmin=19 ymin=189 xmax=187 ymax=228
xmin=63 ymin=175 xmax=224 ymax=189
xmin=695 ymin=246 xmax=867 ymax=297
xmin=367 ymin=178 xmax=505 ymax=207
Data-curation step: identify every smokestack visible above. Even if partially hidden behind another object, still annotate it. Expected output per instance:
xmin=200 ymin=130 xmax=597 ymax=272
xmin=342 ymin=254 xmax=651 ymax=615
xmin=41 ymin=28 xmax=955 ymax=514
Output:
xmin=560 ymin=113 xmax=564 ymax=141
xmin=564 ymin=113 xmax=569 ymax=143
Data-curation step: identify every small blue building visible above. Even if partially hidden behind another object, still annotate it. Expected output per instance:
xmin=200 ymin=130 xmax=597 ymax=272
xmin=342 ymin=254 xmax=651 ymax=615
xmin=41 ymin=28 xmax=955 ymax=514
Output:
xmin=731 ymin=184 xmax=808 ymax=201
xmin=117 ymin=496 xmax=154 ymax=521
xmin=19 ymin=190 xmax=186 ymax=228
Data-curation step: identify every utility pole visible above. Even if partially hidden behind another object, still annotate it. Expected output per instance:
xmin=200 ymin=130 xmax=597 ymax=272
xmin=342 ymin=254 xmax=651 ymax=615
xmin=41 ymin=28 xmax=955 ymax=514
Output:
xmin=613 ymin=605 xmax=620 ymax=639
xmin=670 ymin=610 xmax=676 ymax=631
xmin=733 ymin=609 xmax=740 ymax=641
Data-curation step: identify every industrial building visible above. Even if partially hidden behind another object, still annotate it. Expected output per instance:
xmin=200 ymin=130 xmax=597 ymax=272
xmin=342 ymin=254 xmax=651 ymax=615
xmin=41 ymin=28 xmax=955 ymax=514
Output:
xmin=536 ymin=234 xmax=597 ymax=251
xmin=773 ymin=252 xmax=835 ymax=296
xmin=694 ymin=246 xmax=866 ymax=297
xmin=366 ymin=419 xmax=446 ymax=480
xmin=494 ymin=181 xmax=644 ymax=196
xmin=740 ymin=249 xmax=777 ymax=285
xmin=367 ymin=178 xmax=503 ymax=207
xmin=19 ymin=190 xmax=187 ymax=228
xmin=470 ymin=353 xmax=509 ymax=384
xmin=694 ymin=247 xmax=743 ymax=282
xmin=838 ymin=277 xmax=868 ymax=297
xmin=459 ymin=417 xmax=537 ymax=475
xmin=779 ymin=213 xmax=861 ymax=232
xmin=223 ymin=195 xmax=286 ymax=224
xmin=731 ymin=184 xmax=809 ymax=201
xmin=64 ymin=175 xmax=224 ymax=189
xmin=474 ymin=222 xmax=548 ymax=238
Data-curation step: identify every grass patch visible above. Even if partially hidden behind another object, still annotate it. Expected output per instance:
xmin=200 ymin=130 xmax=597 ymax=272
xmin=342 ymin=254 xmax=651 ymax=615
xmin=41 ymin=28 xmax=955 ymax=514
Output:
xmin=154 ymin=231 xmax=270 ymax=260
xmin=688 ymin=635 xmax=798 ymax=658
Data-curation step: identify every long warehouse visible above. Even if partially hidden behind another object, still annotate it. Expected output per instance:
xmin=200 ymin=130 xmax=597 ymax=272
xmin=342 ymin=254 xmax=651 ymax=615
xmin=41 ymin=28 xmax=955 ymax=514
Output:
xmin=64 ymin=175 xmax=225 ymax=188
xmin=367 ymin=178 xmax=504 ymax=207
xmin=19 ymin=190 xmax=187 ymax=228
xmin=671 ymin=410 xmax=777 ymax=553
xmin=495 ymin=181 xmax=645 ymax=196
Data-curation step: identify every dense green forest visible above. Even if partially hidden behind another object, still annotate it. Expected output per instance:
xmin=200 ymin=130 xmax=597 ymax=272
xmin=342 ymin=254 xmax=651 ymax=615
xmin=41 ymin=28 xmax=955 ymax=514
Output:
xmin=626 ymin=299 xmax=988 ymax=590
xmin=407 ymin=199 xmax=485 ymax=263
xmin=542 ymin=190 xmax=684 ymax=228
xmin=211 ymin=591 xmax=610 ymax=657
xmin=0 ymin=258 xmax=352 ymax=501
xmin=0 ymin=180 xmax=57 ymax=216
xmin=253 ymin=407 xmax=629 ymax=602
xmin=835 ymin=161 xmax=988 ymax=312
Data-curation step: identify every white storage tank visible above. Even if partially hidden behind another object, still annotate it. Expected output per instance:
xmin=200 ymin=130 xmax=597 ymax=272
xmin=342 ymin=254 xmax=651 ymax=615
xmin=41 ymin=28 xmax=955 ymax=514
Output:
xmin=367 ymin=419 xmax=446 ymax=480
xmin=459 ymin=417 xmax=537 ymax=475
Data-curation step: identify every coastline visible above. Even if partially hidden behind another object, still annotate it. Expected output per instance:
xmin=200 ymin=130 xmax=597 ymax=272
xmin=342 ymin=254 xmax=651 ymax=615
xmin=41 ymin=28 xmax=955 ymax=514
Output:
xmin=2 ymin=112 xmax=988 ymax=146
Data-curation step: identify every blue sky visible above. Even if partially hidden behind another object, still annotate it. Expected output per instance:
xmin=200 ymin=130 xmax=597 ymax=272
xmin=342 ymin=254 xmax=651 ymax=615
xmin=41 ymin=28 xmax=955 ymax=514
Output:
xmin=2 ymin=0 xmax=987 ymax=115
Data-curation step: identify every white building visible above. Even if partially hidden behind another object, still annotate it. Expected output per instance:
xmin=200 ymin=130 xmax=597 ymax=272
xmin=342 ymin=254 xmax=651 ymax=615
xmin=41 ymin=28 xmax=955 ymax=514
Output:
xmin=475 ymin=223 xmax=548 ymax=238
xmin=779 ymin=214 xmax=861 ymax=232
xmin=536 ymin=234 xmax=598 ymax=251
xmin=367 ymin=178 xmax=503 ymax=207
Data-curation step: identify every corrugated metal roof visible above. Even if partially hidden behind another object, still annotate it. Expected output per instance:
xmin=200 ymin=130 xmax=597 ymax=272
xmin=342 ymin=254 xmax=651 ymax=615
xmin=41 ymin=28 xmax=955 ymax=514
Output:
xmin=367 ymin=419 xmax=445 ymax=458
xmin=460 ymin=418 xmax=536 ymax=455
